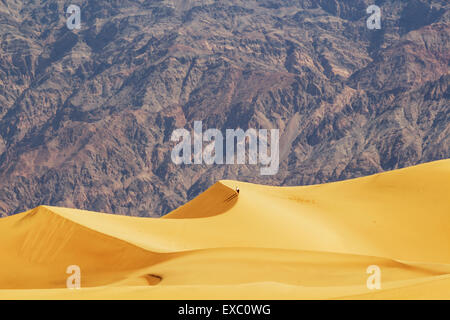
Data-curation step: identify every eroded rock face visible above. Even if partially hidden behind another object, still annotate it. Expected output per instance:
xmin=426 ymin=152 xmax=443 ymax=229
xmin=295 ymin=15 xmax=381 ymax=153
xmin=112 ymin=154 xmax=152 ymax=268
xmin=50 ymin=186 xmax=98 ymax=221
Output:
xmin=0 ymin=0 xmax=448 ymax=216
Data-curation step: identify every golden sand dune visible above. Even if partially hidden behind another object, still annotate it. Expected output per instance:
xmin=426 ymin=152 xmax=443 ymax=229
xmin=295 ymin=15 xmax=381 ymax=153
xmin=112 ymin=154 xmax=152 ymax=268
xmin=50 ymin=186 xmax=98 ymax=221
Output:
xmin=0 ymin=159 xmax=449 ymax=299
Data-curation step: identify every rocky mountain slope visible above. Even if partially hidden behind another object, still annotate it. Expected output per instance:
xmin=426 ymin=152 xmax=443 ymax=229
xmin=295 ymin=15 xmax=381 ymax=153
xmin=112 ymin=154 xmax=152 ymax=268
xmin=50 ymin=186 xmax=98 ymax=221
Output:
xmin=0 ymin=0 xmax=448 ymax=216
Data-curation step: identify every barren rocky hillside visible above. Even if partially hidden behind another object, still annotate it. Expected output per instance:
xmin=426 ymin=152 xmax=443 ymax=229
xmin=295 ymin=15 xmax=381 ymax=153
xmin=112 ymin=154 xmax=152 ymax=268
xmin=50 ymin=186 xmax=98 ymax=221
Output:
xmin=0 ymin=0 xmax=448 ymax=216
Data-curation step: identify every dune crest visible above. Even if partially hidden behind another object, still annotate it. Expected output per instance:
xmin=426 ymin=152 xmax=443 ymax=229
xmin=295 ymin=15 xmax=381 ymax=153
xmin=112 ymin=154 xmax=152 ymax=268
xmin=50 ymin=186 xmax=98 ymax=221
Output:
xmin=0 ymin=159 xmax=449 ymax=299
xmin=163 ymin=181 xmax=239 ymax=219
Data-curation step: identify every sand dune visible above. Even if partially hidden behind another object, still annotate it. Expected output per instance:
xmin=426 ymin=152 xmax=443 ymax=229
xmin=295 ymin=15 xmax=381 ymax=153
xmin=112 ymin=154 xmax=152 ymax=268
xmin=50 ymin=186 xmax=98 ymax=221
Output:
xmin=0 ymin=159 xmax=449 ymax=299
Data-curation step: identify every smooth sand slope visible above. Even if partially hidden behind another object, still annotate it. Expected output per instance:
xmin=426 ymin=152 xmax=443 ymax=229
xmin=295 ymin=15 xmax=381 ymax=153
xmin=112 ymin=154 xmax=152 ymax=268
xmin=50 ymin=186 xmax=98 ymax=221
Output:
xmin=0 ymin=159 xmax=449 ymax=299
